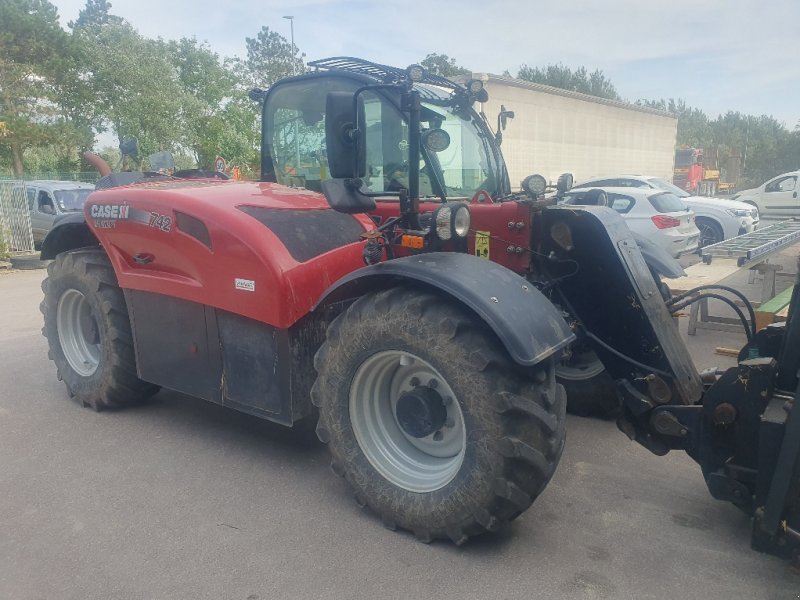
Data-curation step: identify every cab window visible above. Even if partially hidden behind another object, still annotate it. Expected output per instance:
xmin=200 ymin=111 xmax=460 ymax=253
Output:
xmin=765 ymin=176 xmax=797 ymax=193
xmin=37 ymin=191 xmax=56 ymax=213
xmin=265 ymin=77 xmax=362 ymax=192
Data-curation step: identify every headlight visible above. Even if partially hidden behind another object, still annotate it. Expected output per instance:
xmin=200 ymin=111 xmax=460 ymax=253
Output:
xmin=726 ymin=208 xmax=750 ymax=217
xmin=452 ymin=204 xmax=470 ymax=237
xmin=431 ymin=203 xmax=470 ymax=241
xmin=433 ymin=205 xmax=453 ymax=240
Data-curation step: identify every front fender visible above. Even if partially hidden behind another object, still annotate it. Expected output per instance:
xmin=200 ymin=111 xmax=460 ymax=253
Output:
xmin=40 ymin=213 xmax=99 ymax=260
xmin=314 ymin=252 xmax=575 ymax=367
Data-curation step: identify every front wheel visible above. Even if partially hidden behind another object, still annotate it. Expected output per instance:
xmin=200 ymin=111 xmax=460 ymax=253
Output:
xmin=312 ymin=286 xmax=566 ymax=544
xmin=557 ymin=348 xmax=619 ymax=418
xmin=40 ymin=249 xmax=158 ymax=410
xmin=696 ymin=217 xmax=724 ymax=248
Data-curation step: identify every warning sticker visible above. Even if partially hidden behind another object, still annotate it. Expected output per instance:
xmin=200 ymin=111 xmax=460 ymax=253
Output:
xmin=475 ymin=231 xmax=490 ymax=259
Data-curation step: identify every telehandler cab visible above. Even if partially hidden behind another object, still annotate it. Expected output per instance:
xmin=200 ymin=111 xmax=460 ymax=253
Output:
xmin=40 ymin=58 xmax=799 ymax=558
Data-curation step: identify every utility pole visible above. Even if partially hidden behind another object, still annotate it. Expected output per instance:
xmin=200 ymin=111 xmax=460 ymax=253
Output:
xmin=283 ymin=16 xmax=295 ymax=75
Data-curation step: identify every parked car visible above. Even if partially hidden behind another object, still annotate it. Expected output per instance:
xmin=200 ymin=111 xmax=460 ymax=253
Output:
xmin=732 ymin=171 xmax=799 ymax=217
xmin=560 ymin=186 xmax=700 ymax=257
xmin=571 ymin=175 xmax=759 ymax=246
xmin=26 ymin=181 xmax=95 ymax=245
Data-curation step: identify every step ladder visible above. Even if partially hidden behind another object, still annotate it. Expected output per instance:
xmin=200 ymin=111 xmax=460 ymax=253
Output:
xmin=701 ymin=218 xmax=800 ymax=266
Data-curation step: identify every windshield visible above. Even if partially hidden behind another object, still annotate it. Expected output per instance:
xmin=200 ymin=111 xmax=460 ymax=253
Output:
xmin=418 ymin=102 xmax=497 ymax=199
xmin=649 ymin=192 xmax=687 ymax=213
xmin=54 ymin=189 xmax=93 ymax=212
xmin=647 ymin=177 xmax=690 ymax=197
xmin=675 ymin=149 xmax=696 ymax=168
xmin=263 ymin=76 xmax=502 ymax=199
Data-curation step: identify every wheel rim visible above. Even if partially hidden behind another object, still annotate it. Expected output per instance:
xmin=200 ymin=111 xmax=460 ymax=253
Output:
xmin=349 ymin=350 xmax=466 ymax=493
xmin=556 ymin=349 xmax=605 ymax=381
xmin=699 ymin=223 xmax=720 ymax=247
xmin=56 ymin=289 xmax=101 ymax=377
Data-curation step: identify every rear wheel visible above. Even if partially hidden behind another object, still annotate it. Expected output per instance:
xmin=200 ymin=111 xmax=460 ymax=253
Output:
xmin=41 ymin=249 xmax=158 ymax=410
xmin=312 ymin=286 xmax=566 ymax=543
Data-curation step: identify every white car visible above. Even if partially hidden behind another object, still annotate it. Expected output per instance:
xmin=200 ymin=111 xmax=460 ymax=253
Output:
xmin=733 ymin=171 xmax=799 ymax=217
xmin=572 ymin=175 xmax=759 ymax=246
xmin=560 ymin=186 xmax=700 ymax=257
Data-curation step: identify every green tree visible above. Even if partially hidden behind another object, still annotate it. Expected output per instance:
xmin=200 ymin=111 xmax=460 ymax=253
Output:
xmin=0 ymin=0 xmax=80 ymax=176
xmin=242 ymin=26 xmax=305 ymax=89
xmin=420 ymin=53 xmax=470 ymax=78
xmin=167 ymin=38 xmax=259 ymax=170
xmin=516 ymin=64 xmax=620 ymax=100
xmin=77 ymin=22 xmax=189 ymax=160
xmin=70 ymin=0 xmax=119 ymax=28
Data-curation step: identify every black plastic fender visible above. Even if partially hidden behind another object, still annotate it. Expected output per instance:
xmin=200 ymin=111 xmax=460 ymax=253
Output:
xmin=630 ymin=231 xmax=686 ymax=279
xmin=40 ymin=213 xmax=98 ymax=260
xmin=314 ymin=252 xmax=575 ymax=367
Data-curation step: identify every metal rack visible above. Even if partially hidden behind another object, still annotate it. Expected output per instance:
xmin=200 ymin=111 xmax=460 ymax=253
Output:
xmin=701 ymin=218 xmax=800 ymax=266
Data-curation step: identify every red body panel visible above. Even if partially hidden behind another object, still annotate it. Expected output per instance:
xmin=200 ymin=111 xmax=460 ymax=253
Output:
xmin=84 ymin=180 xmax=371 ymax=329
xmin=369 ymin=199 xmax=532 ymax=274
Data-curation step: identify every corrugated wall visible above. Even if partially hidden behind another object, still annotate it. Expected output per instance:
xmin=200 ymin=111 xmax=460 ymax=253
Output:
xmin=473 ymin=75 xmax=678 ymax=189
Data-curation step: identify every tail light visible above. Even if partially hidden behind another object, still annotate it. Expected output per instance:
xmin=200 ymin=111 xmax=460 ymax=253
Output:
xmin=651 ymin=215 xmax=681 ymax=229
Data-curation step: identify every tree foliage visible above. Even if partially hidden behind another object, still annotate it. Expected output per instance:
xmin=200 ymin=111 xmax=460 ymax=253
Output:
xmin=516 ymin=63 xmax=621 ymax=101
xmin=242 ymin=26 xmax=305 ymax=89
xmin=0 ymin=0 xmax=83 ymax=176
xmin=420 ymin=53 xmax=470 ymax=78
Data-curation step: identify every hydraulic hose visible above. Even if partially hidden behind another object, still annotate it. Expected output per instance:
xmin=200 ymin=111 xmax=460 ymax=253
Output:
xmin=669 ymin=292 xmax=755 ymax=342
xmin=667 ymin=284 xmax=756 ymax=339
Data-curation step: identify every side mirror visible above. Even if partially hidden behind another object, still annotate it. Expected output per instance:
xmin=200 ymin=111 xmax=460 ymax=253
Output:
xmin=499 ymin=105 xmax=515 ymax=131
xmin=325 ymin=91 xmax=366 ymax=179
xmin=39 ymin=204 xmax=56 ymax=215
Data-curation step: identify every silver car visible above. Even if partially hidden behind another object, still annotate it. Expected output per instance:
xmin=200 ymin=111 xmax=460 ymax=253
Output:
xmin=26 ymin=181 xmax=95 ymax=245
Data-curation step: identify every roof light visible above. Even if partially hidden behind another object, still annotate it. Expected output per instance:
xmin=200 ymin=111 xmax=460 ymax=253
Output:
xmin=406 ymin=64 xmax=425 ymax=82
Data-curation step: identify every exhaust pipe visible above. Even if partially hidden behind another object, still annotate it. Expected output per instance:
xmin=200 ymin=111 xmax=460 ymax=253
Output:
xmin=83 ymin=151 xmax=112 ymax=177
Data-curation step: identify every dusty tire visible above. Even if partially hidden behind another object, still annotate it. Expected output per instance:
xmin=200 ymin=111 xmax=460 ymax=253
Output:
xmin=696 ymin=217 xmax=724 ymax=248
xmin=40 ymin=249 xmax=158 ymax=410
xmin=557 ymin=348 xmax=619 ymax=418
xmin=311 ymin=286 xmax=566 ymax=544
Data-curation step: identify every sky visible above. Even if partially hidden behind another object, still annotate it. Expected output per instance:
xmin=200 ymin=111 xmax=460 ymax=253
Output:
xmin=52 ymin=0 xmax=800 ymax=128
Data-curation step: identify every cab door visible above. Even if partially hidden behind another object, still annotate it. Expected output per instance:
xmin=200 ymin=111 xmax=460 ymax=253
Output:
xmin=761 ymin=174 xmax=798 ymax=216
xmin=28 ymin=188 xmax=53 ymax=243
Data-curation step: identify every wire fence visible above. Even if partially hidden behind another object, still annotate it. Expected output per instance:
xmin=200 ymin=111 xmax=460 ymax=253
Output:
xmin=0 ymin=172 xmax=99 ymax=183
xmin=0 ymin=181 xmax=35 ymax=255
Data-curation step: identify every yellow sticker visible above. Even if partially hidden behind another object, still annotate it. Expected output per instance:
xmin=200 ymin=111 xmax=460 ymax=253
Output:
xmin=475 ymin=231 xmax=490 ymax=259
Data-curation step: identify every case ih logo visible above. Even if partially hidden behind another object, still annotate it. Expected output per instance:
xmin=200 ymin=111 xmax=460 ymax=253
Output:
xmin=90 ymin=204 xmax=130 ymax=219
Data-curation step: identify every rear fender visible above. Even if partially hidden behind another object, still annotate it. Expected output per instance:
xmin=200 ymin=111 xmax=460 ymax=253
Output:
xmin=40 ymin=213 xmax=99 ymax=260
xmin=314 ymin=252 xmax=575 ymax=367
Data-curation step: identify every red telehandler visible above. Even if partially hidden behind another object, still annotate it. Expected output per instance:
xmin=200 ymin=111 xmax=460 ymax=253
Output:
xmin=40 ymin=58 xmax=799 ymax=559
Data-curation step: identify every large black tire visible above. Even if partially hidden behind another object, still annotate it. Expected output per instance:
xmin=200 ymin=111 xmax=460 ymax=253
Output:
xmin=311 ymin=286 xmax=566 ymax=544
xmin=557 ymin=348 xmax=619 ymax=418
xmin=40 ymin=249 xmax=158 ymax=410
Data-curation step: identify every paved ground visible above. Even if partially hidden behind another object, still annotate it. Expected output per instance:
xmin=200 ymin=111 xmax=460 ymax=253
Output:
xmin=1 ymin=261 xmax=799 ymax=600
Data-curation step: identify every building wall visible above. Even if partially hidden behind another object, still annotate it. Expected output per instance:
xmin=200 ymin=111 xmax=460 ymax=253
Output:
xmin=473 ymin=75 xmax=678 ymax=189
